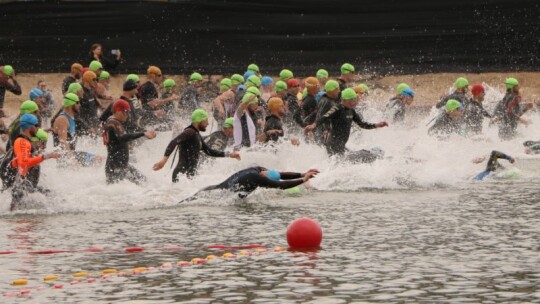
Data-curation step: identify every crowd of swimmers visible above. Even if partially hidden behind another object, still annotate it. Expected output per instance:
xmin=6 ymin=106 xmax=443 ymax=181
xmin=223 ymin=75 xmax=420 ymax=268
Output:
xmin=0 ymin=60 xmax=537 ymax=209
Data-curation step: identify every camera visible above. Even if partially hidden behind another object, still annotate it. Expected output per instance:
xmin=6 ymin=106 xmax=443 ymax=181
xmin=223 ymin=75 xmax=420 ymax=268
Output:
xmin=111 ymin=49 xmax=119 ymax=55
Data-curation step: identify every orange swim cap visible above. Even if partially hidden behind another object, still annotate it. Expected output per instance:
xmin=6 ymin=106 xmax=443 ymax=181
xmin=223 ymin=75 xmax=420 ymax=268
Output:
xmin=71 ymin=63 xmax=83 ymax=73
xmin=268 ymin=97 xmax=284 ymax=113
xmin=305 ymin=77 xmax=319 ymax=87
xmin=82 ymin=71 xmax=97 ymax=85
xmin=147 ymin=66 xmax=162 ymax=77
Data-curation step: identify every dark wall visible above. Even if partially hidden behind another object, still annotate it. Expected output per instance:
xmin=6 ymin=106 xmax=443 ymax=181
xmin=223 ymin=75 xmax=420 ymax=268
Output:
xmin=0 ymin=0 xmax=539 ymax=75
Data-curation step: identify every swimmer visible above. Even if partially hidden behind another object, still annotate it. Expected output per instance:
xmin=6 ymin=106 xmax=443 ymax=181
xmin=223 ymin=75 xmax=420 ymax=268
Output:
xmin=473 ymin=150 xmax=515 ymax=181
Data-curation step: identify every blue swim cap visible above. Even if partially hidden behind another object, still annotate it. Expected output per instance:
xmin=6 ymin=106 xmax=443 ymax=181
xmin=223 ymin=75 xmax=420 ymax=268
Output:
xmin=29 ymin=88 xmax=44 ymax=100
xmin=401 ymin=87 xmax=415 ymax=97
xmin=20 ymin=113 xmax=39 ymax=131
xmin=237 ymin=85 xmax=246 ymax=93
xmin=261 ymin=76 xmax=273 ymax=87
xmin=267 ymin=170 xmax=281 ymax=181
xmin=315 ymin=91 xmax=325 ymax=103
xmin=243 ymin=71 xmax=255 ymax=81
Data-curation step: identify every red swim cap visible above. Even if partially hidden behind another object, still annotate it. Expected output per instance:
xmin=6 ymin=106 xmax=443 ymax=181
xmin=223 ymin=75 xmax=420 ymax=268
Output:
xmin=287 ymin=78 xmax=299 ymax=88
xmin=471 ymin=84 xmax=485 ymax=96
xmin=112 ymin=99 xmax=130 ymax=113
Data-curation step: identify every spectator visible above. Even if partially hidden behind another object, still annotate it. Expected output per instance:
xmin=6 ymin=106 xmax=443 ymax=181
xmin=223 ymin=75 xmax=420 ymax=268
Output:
xmin=89 ymin=43 xmax=122 ymax=73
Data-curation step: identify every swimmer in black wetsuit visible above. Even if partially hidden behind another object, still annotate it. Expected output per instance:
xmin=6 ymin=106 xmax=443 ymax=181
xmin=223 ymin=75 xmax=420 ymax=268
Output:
xmin=473 ymin=150 xmax=515 ymax=181
xmin=200 ymin=167 xmax=319 ymax=198
xmin=524 ymin=140 xmax=540 ymax=154
xmin=153 ymin=109 xmax=240 ymax=182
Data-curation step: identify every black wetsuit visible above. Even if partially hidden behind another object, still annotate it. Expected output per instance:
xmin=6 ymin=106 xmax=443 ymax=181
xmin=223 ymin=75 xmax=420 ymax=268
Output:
xmin=284 ymin=93 xmax=303 ymax=131
xmin=428 ymin=113 xmax=462 ymax=138
xmin=301 ymin=93 xmax=318 ymax=126
xmin=179 ymin=84 xmax=199 ymax=117
xmin=435 ymin=91 xmax=468 ymax=109
xmin=474 ymin=151 xmax=513 ymax=181
xmin=385 ymin=97 xmax=406 ymax=123
xmin=494 ymin=91 xmax=524 ymax=140
xmin=100 ymin=96 xmax=141 ymax=133
xmin=165 ymin=125 xmax=226 ymax=181
xmin=139 ymin=81 xmax=160 ymax=126
xmin=462 ymin=99 xmax=491 ymax=135
xmin=202 ymin=166 xmax=304 ymax=197
xmin=78 ymin=86 xmax=99 ymax=135
xmin=204 ymin=130 xmax=230 ymax=151
xmin=524 ymin=140 xmax=540 ymax=154
xmin=337 ymin=78 xmax=348 ymax=92
xmin=104 ymin=117 xmax=146 ymax=184
xmin=61 ymin=75 xmax=76 ymax=95
xmin=317 ymin=104 xmax=377 ymax=155
xmin=314 ymin=94 xmax=338 ymax=144
xmin=0 ymin=78 xmax=22 ymax=109
xmin=263 ymin=115 xmax=284 ymax=142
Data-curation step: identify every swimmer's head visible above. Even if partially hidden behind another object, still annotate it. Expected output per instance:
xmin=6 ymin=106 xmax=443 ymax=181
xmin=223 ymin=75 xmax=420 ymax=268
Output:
xmin=267 ymin=170 xmax=281 ymax=181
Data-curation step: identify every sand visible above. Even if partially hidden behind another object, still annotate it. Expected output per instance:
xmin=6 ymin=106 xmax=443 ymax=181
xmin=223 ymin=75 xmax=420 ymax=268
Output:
xmin=2 ymin=72 xmax=539 ymax=117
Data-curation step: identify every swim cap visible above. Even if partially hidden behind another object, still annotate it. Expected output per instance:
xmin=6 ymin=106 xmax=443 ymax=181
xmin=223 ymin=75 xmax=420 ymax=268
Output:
xmin=268 ymin=97 xmax=284 ymax=112
xmin=123 ymin=79 xmax=138 ymax=91
xmin=67 ymin=82 xmax=83 ymax=94
xmin=98 ymin=71 xmax=110 ymax=80
xmin=63 ymin=93 xmax=80 ymax=107
xmin=82 ymin=71 xmax=97 ymax=84
xmin=243 ymin=71 xmax=255 ymax=81
xmin=247 ymin=64 xmax=260 ymax=73
xmin=287 ymin=78 xmax=300 ymax=88
xmin=341 ymin=88 xmax=357 ymax=100
xmin=112 ymin=99 xmax=130 ymax=113
xmin=190 ymin=72 xmax=203 ymax=82
xmin=231 ymin=74 xmax=244 ymax=85
xmin=275 ymin=81 xmax=287 ymax=92
xmin=220 ymin=78 xmax=232 ymax=91
xmin=31 ymin=128 xmax=48 ymax=142
xmin=2 ymin=65 xmax=14 ymax=76
xmin=401 ymin=87 xmax=415 ymax=97
xmin=445 ymin=99 xmax=463 ymax=112
xmin=20 ymin=114 xmax=39 ymax=131
xmin=246 ymin=86 xmax=260 ymax=96
xmin=471 ymin=84 xmax=485 ymax=96
xmin=357 ymin=83 xmax=369 ymax=93
xmin=163 ymin=79 xmax=176 ymax=89
xmin=223 ymin=117 xmax=234 ymax=129
xmin=267 ymin=170 xmax=281 ymax=181
xmin=261 ymin=76 xmax=273 ymax=87
xmin=316 ymin=69 xmax=329 ymax=79
xmin=505 ymin=77 xmax=519 ymax=89
xmin=191 ymin=109 xmax=208 ymax=123
xmin=341 ymin=63 xmax=355 ymax=74
xmin=20 ymin=100 xmax=39 ymax=114
xmin=237 ymin=84 xmax=246 ymax=92
xmin=305 ymin=77 xmax=319 ymax=87
xmin=147 ymin=66 xmax=162 ymax=76
xmin=396 ymin=83 xmax=410 ymax=94
xmin=89 ymin=60 xmax=103 ymax=72
xmin=126 ymin=74 xmax=140 ymax=82
xmin=279 ymin=69 xmax=293 ymax=81
xmin=29 ymin=88 xmax=44 ymax=100
xmin=324 ymin=80 xmax=339 ymax=92
xmin=455 ymin=77 xmax=469 ymax=89
xmin=71 ymin=63 xmax=83 ymax=72
xmin=246 ymin=75 xmax=261 ymax=88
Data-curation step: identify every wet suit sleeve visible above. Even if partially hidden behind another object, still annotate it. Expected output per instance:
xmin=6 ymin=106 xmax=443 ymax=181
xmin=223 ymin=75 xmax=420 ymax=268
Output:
xmin=107 ymin=126 xmax=144 ymax=145
xmin=200 ymin=134 xmax=226 ymax=157
xmin=316 ymin=105 xmax=339 ymax=126
xmin=252 ymin=174 xmax=305 ymax=190
xmin=506 ymin=95 xmax=522 ymax=119
xmin=280 ymin=172 xmax=302 ymax=180
xmin=435 ymin=95 xmax=450 ymax=109
xmin=164 ymin=131 xmax=187 ymax=157
xmin=485 ymin=150 xmax=512 ymax=172
xmin=352 ymin=110 xmax=377 ymax=129
xmin=5 ymin=80 xmax=22 ymax=96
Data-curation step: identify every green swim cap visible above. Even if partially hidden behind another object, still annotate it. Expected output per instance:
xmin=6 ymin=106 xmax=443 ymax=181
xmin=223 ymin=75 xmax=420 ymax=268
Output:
xmin=3 ymin=65 xmax=14 ymax=76
xmin=191 ymin=109 xmax=208 ymax=123
xmin=324 ymin=80 xmax=339 ymax=92
xmin=455 ymin=77 xmax=469 ymax=89
xmin=341 ymin=88 xmax=358 ymax=100
xmin=67 ymin=82 xmax=82 ymax=94
xmin=505 ymin=77 xmax=519 ymax=89
xmin=316 ymin=69 xmax=329 ymax=79
xmin=63 ymin=93 xmax=80 ymax=107
xmin=163 ymin=79 xmax=176 ymax=89
xmin=220 ymin=78 xmax=232 ymax=91
xmin=275 ymin=81 xmax=287 ymax=92
xmin=31 ymin=128 xmax=48 ymax=142
xmin=231 ymin=74 xmax=244 ymax=85
xmin=246 ymin=86 xmax=260 ymax=96
xmin=396 ymin=83 xmax=410 ymax=94
xmin=246 ymin=75 xmax=261 ymax=88
xmin=98 ymin=71 xmax=110 ymax=80
xmin=20 ymin=100 xmax=39 ymax=114
xmin=247 ymin=64 xmax=260 ymax=73
xmin=358 ymin=83 xmax=369 ymax=93
xmin=223 ymin=117 xmax=234 ymax=129
xmin=279 ymin=69 xmax=293 ymax=81
xmin=89 ymin=60 xmax=103 ymax=72
xmin=126 ymin=74 xmax=140 ymax=82
xmin=445 ymin=99 xmax=463 ymax=112
xmin=190 ymin=72 xmax=203 ymax=82
xmin=341 ymin=63 xmax=355 ymax=74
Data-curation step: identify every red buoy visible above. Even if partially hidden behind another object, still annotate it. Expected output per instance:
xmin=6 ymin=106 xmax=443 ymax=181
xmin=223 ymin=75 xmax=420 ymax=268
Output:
xmin=124 ymin=247 xmax=144 ymax=253
xmin=286 ymin=218 xmax=323 ymax=249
